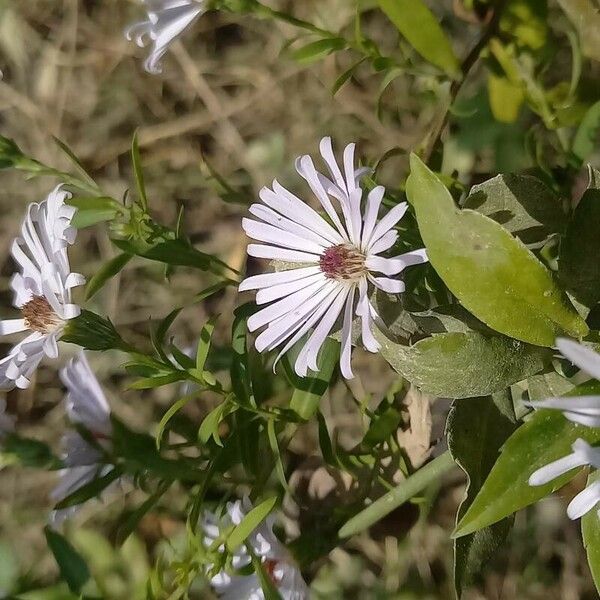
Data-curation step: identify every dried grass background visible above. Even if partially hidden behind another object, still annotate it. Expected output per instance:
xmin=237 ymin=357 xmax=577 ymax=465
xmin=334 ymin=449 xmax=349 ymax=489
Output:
xmin=0 ymin=0 xmax=596 ymax=598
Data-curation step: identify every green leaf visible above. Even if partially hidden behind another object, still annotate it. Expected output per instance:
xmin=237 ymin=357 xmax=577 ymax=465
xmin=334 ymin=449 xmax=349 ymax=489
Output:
xmin=116 ymin=482 xmax=170 ymax=546
xmin=447 ymin=393 xmax=518 ymax=597
xmin=249 ymin=549 xmax=284 ymax=600
xmin=363 ymin=404 xmax=402 ymax=448
xmin=226 ymin=496 xmax=279 ymax=552
xmin=332 ymin=58 xmax=366 ymax=95
xmin=339 ymin=451 xmax=455 ymax=538
xmin=463 ymin=174 xmax=565 ymax=245
xmin=559 ymin=189 xmax=600 ymax=307
xmin=128 ymin=372 xmax=186 ymax=390
xmin=376 ymin=330 xmax=550 ymax=399
xmin=131 ymin=131 xmax=148 ymax=211
xmin=230 ymin=304 xmax=256 ymax=407
xmin=44 ymin=527 xmax=91 ymax=595
xmin=54 ymin=468 xmax=122 ymax=510
xmin=406 ymin=154 xmax=588 ymax=346
xmin=112 ymin=238 xmax=235 ymax=277
xmin=291 ymin=37 xmax=346 ymax=63
xmin=155 ymin=395 xmax=196 ymax=450
xmin=454 ymin=394 xmax=600 ymax=538
xmin=85 ymin=253 xmax=133 ymax=300
xmin=68 ymin=196 xmax=120 ymax=229
xmin=582 ymin=470 xmax=600 ymax=595
xmin=378 ymin=0 xmax=460 ymax=76
xmin=196 ymin=316 xmax=219 ymax=374
xmin=0 ymin=434 xmax=62 ymax=470
xmin=198 ymin=401 xmax=232 ymax=446
xmin=285 ymin=338 xmax=338 ymax=420
xmin=487 ymin=73 xmax=524 ymax=124
xmin=573 ymin=101 xmax=600 ymax=162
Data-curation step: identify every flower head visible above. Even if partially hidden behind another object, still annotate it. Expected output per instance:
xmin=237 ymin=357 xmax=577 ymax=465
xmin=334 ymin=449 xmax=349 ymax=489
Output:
xmin=125 ymin=0 xmax=206 ymax=74
xmin=50 ymin=353 xmax=120 ymax=526
xmin=239 ymin=137 xmax=427 ymax=378
xmin=0 ymin=186 xmax=84 ymax=390
xmin=202 ymin=498 xmax=309 ymax=600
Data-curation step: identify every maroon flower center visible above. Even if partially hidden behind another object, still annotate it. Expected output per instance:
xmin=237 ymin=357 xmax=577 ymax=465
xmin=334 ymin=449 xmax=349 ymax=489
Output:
xmin=319 ymin=244 xmax=366 ymax=281
xmin=263 ymin=559 xmax=282 ymax=585
xmin=21 ymin=296 xmax=62 ymax=334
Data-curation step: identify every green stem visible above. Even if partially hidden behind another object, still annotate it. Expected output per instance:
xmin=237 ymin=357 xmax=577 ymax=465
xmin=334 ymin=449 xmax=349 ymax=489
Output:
xmin=338 ymin=450 xmax=456 ymax=538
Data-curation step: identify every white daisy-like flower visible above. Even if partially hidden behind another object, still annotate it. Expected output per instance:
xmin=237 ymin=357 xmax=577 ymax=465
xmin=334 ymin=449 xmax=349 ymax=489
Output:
xmin=0 ymin=186 xmax=84 ymax=391
xmin=202 ymin=498 xmax=309 ymax=600
xmin=529 ymin=438 xmax=600 ymax=520
xmin=239 ymin=137 xmax=428 ymax=379
xmin=526 ymin=338 xmax=600 ymax=520
xmin=125 ymin=0 xmax=206 ymax=74
xmin=50 ymin=353 xmax=120 ymax=526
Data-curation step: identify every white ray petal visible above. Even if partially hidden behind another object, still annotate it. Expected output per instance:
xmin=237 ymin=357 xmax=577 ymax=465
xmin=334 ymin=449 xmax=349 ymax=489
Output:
xmin=255 ymin=272 xmax=326 ymax=305
xmin=557 ymin=338 xmax=600 ymax=381
xmin=340 ymin=287 xmax=356 ymax=379
xmin=567 ymin=480 xmax=600 ymax=519
xmin=360 ymin=186 xmax=385 ymax=251
xmin=365 ymin=202 xmax=408 ymax=251
xmin=242 ymin=218 xmax=326 ymax=254
xmin=239 ymin=266 xmax=321 ymax=292
xmin=247 ymin=244 xmax=320 ymax=264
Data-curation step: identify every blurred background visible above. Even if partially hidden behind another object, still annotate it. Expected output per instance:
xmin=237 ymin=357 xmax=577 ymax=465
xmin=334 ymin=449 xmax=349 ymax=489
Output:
xmin=0 ymin=0 xmax=597 ymax=597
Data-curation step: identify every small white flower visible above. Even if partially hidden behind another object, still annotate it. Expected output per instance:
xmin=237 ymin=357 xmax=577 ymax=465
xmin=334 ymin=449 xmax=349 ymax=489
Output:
xmin=202 ymin=498 xmax=309 ymax=600
xmin=239 ymin=137 xmax=427 ymax=379
xmin=125 ymin=0 xmax=206 ymax=74
xmin=0 ymin=186 xmax=84 ymax=391
xmin=529 ymin=438 xmax=600 ymax=519
xmin=50 ymin=352 xmax=120 ymax=526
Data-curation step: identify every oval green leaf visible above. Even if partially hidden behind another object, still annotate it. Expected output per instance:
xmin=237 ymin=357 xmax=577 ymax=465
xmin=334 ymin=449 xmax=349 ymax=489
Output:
xmin=376 ymin=330 xmax=550 ymax=399
xmin=406 ymin=154 xmax=588 ymax=346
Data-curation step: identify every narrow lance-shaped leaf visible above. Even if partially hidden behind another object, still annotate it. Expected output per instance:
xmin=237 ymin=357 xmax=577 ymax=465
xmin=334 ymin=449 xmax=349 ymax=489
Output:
xmin=85 ymin=253 xmax=133 ymax=300
xmin=406 ymin=154 xmax=588 ymax=346
xmin=455 ymin=383 xmax=600 ymax=537
xmin=226 ymin=496 xmax=279 ymax=552
xmin=44 ymin=527 xmax=91 ymax=595
xmin=582 ymin=470 xmax=600 ymax=595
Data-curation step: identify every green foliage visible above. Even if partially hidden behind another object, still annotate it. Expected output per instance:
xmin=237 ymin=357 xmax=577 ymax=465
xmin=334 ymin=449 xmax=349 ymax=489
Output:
xmin=376 ymin=330 xmax=550 ymax=399
xmin=44 ymin=528 xmax=91 ymax=595
xmin=447 ymin=393 xmax=518 ymax=597
xmin=406 ymin=154 xmax=588 ymax=346
xmin=455 ymin=388 xmax=600 ymax=537
xmin=582 ymin=470 xmax=600 ymax=595
xmin=559 ymin=188 xmax=600 ymax=307
xmin=377 ymin=0 xmax=460 ymax=76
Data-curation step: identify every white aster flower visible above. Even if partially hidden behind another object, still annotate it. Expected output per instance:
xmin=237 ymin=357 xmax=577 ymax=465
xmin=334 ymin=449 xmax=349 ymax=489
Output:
xmin=0 ymin=186 xmax=84 ymax=391
xmin=50 ymin=353 xmax=120 ymax=526
xmin=529 ymin=438 xmax=600 ymax=520
xmin=202 ymin=498 xmax=309 ymax=600
xmin=125 ymin=0 xmax=206 ymax=74
xmin=239 ymin=137 xmax=428 ymax=379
